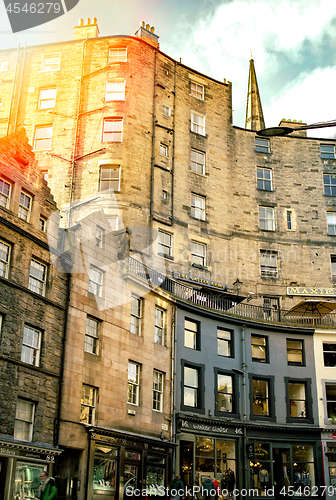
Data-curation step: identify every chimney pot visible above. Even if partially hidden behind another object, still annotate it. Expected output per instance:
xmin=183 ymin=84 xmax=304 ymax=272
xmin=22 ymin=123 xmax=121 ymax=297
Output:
xmin=86 ymin=18 xmax=90 ymax=25
xmin=142 ymin=21 xmax=145 ymax=28
xmin=150 ymin=26 xmax=155 ymax=33
xmin=79 ymin=18 xmax=83 ymax=25
xmin=93 ymin=17 xmax=97 ymax=25
xmin=146 ymin=23 xmax=150 ymax=30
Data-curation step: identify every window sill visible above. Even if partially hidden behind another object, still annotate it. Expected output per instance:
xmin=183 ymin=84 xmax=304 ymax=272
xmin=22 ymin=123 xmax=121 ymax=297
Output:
xmin=191 ymin=263 xmax=208 ymax=270
xmin=190 ymin=170 xmax=206 ymax=176
xmin=190 ymin=216 xmax=207 ymax=223
xmin=190 ymin=131 xmax=207 ymax=138
xmin=250 ymin=414 xmax=276 ymax=422
xmin=158 ymin=252 xmax=174 ymax=260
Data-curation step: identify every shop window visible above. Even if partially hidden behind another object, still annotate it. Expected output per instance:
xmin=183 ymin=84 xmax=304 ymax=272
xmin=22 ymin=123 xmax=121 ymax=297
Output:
xmin=105 ymin=79 xmax=125 ymax=101
xmin=191 ymin=112 xmax=205 ymax=136
xmin=33 ymin=125 xmax=53 ymax=150
xmin=257 ymin=168 xmax=272 ymax=191
xmin=217 ymin=328 xmax=232 ymax=357
xmin=321 ymin=145 xmax=335 ymax=159
xmin=181 ymin=360 xmax=204 ymax=412
xmin=255 ymin=137 xmax=270 ymax=153
xmin=128 ymin=361 xmax=140 ymax=405
xmin=93 ymin=446 xmax=118 ymax=493
xmin=250 ymin=375 xmax=275 ymax=420
xmin=0 ymin=240 xmax=10 ymax=278
xmin=195 ymin=437 xmax=214 ymax=475
xmin=327 ymin=212 xmax=336 ymax=235
xmin=323 ymin=343 xmax=336 ymax=366
xmin=191 ymin=241 xmax=206 ymax=267
xmin=250 ymin=443 xmax=271 ymax=496
xmin=154 ymin=307 xmax=165 ymax=345
xmin=80 ymin=384 xmax=97 ymax=424
xmin=21 ymin=325 xmax=41 ymax=366
xmin=191 ymin=149 xmax=205 ymax=175
xmin=251 ymin=334 xmax=268 ymax=363
xmin=14 ymin=399 xmax=35 ymax=441
xmin=18 ymin=191 xmax=32 ymax=222
xmin=28 ymin=259 xmax=47 ymax=296
xmin=85 ymin=317 xmax=99 ymax=355
xmin=99 ymin=165 xmax=120 ymax=192
xmin=216 ymin=370 xmax=233 ymax=414
xmin=285 ymin=379 xmax=311 ymax=420
xmin=153 ymin=370 xmax=164 ymax=412
xmin=259 ymin=206 xmax=275 ymax=231
xmin=0 ymin=178 xmax=11 ymax=208
xmin=38 ymin=88 xmax=56 ymax=109
xmin=146 ymin=454 xmax=166 ymax=494
xmin=191 ymin=193 xmax=206 ymax=220
xmin=184 ymin=318 xmax=200 ymax=350
xmin=260 ymin=250 xmax=278 ymax=278
xmin=102 ymin=118 xmax=123 ymax=142
xmin=130 ymin=295 xmax=142 ymax=335
xmin=324 ymin=174 xmax=336 ymax=196
xmin=88 ymin=266 xmax=103 ymax=297
xmin=287 ymin=339 xmax=304 ymax=366
xmin=158 ymin=230 xmax=172 ymax=257
xmin=325 ymin=384 xmax=336 ymax=420
xmin=13 ymin=464 xmax=45 ymax=500
xmin=108 ymin=47 xmax=127 ymax=63
xmin=292 ymin=445 xmax=315 ymax=491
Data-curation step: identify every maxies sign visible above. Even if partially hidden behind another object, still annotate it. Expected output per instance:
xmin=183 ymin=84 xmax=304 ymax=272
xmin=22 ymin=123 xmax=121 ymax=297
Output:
xmin=287 ymin=287 xmax=336 ymax=297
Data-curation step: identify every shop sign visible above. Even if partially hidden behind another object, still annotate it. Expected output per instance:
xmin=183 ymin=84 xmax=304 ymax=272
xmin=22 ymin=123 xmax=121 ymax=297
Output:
xmin=287 ymin=287 xmax=336 ymax=297
xmin=180 ymin=420 xmax=242 ymax=435
xmin=173 ymin=271 xmax=227 ymax=291
xmin=0 ymin=446 xmax=56 ymax=461
xmin=247 ymin=443 xmax=255 ymax=459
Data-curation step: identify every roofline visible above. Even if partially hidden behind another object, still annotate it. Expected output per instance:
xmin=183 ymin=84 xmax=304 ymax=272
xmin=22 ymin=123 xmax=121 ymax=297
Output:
xmin=232 ymin=124 xmax=336 ymax=142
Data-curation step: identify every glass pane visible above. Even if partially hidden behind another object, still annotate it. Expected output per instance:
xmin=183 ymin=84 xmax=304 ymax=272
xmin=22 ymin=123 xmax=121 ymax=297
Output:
xmin=184 ymin=367 xmax=198 ymax=387
xmin=196 ymin=437 xmax=214 ymax=457
xmin=13 ymin=463 xmax=45 ymax=500
xmin=93 ymin=458 xmax=117 ymax=491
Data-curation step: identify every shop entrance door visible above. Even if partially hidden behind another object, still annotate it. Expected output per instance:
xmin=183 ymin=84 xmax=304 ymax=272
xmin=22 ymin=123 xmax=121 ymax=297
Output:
xmin=123 ymin=451 xmax=142 ymax=500
xmin=273 ymin=448 xmax=290 ymax=498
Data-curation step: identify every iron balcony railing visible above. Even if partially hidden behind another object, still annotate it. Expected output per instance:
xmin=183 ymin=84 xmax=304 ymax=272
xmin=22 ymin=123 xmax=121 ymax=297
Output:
xmin=127 ymin=257 xmax=336 ymax=328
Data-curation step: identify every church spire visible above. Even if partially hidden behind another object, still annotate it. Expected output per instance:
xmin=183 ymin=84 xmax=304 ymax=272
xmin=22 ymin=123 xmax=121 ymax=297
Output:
xmin=245 ymin=57 xmax=265 ymax=131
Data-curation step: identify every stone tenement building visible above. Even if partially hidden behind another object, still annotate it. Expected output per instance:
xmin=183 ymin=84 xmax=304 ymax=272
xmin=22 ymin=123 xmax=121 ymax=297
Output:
xmin=0 ymin=129 xmax=68 ymax=500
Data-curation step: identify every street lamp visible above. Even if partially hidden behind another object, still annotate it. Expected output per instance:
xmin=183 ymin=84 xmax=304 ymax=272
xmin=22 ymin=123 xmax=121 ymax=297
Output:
xmin=257 ymin=119 xmax=336 ymax=137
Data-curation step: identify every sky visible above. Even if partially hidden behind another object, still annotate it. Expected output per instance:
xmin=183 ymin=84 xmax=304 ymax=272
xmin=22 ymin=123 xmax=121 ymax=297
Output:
xmin=0 ymin=0 xmax=336 ymax=137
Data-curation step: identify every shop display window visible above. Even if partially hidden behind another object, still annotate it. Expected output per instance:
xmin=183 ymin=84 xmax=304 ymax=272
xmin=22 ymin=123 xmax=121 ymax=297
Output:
xmin=216 ymin=440 xmax=236 ymax=494
xmin=146 ymin=455 xmax=165 ymax=496
xmin=13 ymin=462 xmax=45 ymax=500
xmin=93 ymin=446 xmax=118 ymax=492
xmin=249 ymin=444 xmax=271 ymax=496
xmin=292 ymin=445 xmax=315 ymax=492
xmin=196 ymin=437 xmax=215 ymax=475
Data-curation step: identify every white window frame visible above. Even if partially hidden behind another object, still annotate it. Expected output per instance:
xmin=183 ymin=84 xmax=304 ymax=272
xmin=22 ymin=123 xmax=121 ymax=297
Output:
xmin=0 ymin=178 xmax=11 ymax=209
xmin=0 ymin=240 xmax=10 ymax=278
xmin=321 ymin=145 xmax=335 ymax=160
xmin=105 ymin=79 xmax=125 ymax=101
xmin=184 ymin=319 xmax=198 ymax=350
xmin=324 ymin=174 xmax=336 ymax=196
xmin=158 ymin=230 xmax=172 ymax=257
xmin=191 ymin=112 xmax=205 ymax=135
xmin=99 ymin=165 xmax=120 ymax=192
xmin=257 ymin=168 xmax=272 ymax=191
xmin=130 ymin=295 xmax=142 ymax=335
xmin=40 ymin=53 xmax=60 ymax=72
xmin=21 ymin=325 xmax=41 ymax=366
xmin=286 ymin=210 xmax=293 ymax=231
xmin=260 ymin=250 xmax=278 ymax=278
xmin=85 ymin=317 xmax=99 ymax=355
xmin=154 ymin=307 xmax=165 ymax=345
xmin=28 ymin=259 xmax=47 ymax=296
xmin=18 ymin=191 xmax=32 ymax=222
xmin=153 ymin=370 xmax=164 ymax=412
xmin=191 ymin=149 xmax=205 ymax=175
xmin=39 ymin=217 xmax=47 ymax=232
xmin=255 ymin=137 xmax=270 ymax=153
xmin=0 ymin=62 xmax=8 ymax=71
xmin=159 ymin=143 xmax=168 ymax=156
xmin=80 ymin=385 xmax=97 ymax=424
xmin=191 ymin=241 xmax=206 ymax=267
xmin=259 ymin=206 xmax=275 ymax=231
xmin=14 ymin=399 xmax=35 ymax=441
xmin=191 ymin=82 xmax=204 ymax=100
xmin=327 ymin=212 xmax=336 ymax=235
xmin=88 ymin=266 xmax=103 ymax=297
xmin=108 ymin=47 xmax=127 ymax=63
xmin=38 ymin=88 xmax=57 ymax=109
xmin=102 ymin=118 xmax=123 ymax=143
xmin=191 ymin=194 xmax=206 ymax=221
xmin=128 ymin=361 xmax=140 ymax=406
xmin=184 ymin=366 xmax=199 ymax=408
xmin=33 ymin=125 xmax=53 ymax=150
xmin=162 ymin=105 xmax=171 ymax=117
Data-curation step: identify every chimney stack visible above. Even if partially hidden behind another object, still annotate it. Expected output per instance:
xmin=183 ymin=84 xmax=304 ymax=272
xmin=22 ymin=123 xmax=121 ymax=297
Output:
xmin=134 ymin=21 xmax=159 ymax=48
xmin=74 ymin=17 xmax=100 ymax=40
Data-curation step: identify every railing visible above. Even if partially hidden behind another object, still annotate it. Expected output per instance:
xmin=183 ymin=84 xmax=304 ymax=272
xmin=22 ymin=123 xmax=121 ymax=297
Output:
xmin=128 ymin=257 xmax=336 ymax=328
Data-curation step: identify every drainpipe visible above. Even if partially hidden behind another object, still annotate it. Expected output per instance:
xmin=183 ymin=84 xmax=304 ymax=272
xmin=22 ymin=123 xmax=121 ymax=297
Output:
xmin=150 ymin=49 xmax=158 ymax=242
xmin=171 ymin=61 xmax=177 ymax=222
xmin=6 ymin=43 xmax=20 ymax=135
xmin=171 ymin=305 xmax=177 ymax=475
xmin=241 ymin=324 xmax=248 ymax=492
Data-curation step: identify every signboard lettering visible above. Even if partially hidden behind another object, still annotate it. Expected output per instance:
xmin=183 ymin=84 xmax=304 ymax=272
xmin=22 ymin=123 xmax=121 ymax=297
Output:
xmin=287 ymin=287 xmax=336 ymax=297
xmin=173 ymin=271 xmax=227 ymax=291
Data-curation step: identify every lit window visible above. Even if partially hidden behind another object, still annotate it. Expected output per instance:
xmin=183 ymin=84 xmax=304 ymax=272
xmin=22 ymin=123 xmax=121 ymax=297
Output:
xmin=80 ymin=385 xmax=97 ymax=424
xmin=252 ymin=378 xmax=269 ymax=416
xmin=128 ymin=362 xmax=140 ymax=405
xmin=328 ymin=213 xmax=336 ymax=235
xmin=184 ymin=319 xmax=199 ymax=350
xmin=162 ymin=105 xmax=171 ymax=116
xmin=323 ymin=343 xmax=336 ymax=366
xmin=184 ymin=366 xmax=199 ymax=408
xmin=251 ymin=335 xmax=267 ymax=362
xmin=88 ymin=267 xmax=103 ymax=297
xmin=28 ymin=260 xmax=46 ymax=296
xmin=191 ymin=82 xmax=204 ymax=100
xmin=191 ymin=149 xmax=205 ymax=174
xmin=102 ymin=119 xmax=123 ymax=142
xmin=0 ymin=240 xmax=10 ymax=278
xmin=95 ymin=227 xmax=103 ymax=247
xmin=287 ymin=339 xmax=304 ymax=366
xmin=160 ymin=144 xmax=168 ymax=156
xmin=288 ymin=382 xmax=307 ymax=418
xmin=130 ymin=296 xmax=142 ymax=335
xmin=326 ymin=384 xmax=336 ymax=419
xmin=158 ymin=230 xmax=172 ymax=257
xmin=255 ymin=137 xmax=270 ymax=153
xmin=191 ymin=194 xmax=205 ymax=220
xmin=332 ymin=256 xmax=336 ymax=282
xmin=257 ymin=168 xmax=272 ymax=191
xmin=39 ymin=217 xmax=46 ymax=232
xmin=324 ymin=174 xmax=336 ymax=196
xmin=191 ymin=241 xmax=206 ymax=267
xmin=41 ymin=53 xmax=60 ymax=71
xmin=217 ymin=328 xmax=232 ymax=357
xmin=191 ymin=112 xmax=205 ymax=135
xmin=108 ymin=48 xmax=127 ymax=63
xmin=99 ymin=166 xmax=120 ymax=191
xmin=154 ymin=307 xmax=165 ymax=345
xmin=85 ymin=317 xmax=99 ymax=355
xmin=33 ymin=125 xmax=52 ymax=150
xmin=18 ymin=192 xmax=32 ymax=222
xmin=14 ymin=399 xmax=35 ymax=441
xmin=21 ymin=325 xmax=41 ymax=366
xmin=105 ymin=79 xmax=125 ymax=101
xmin=153 ymin=370 xmax=163 ymax=412
xmin=321 ymin=145 xmax=335 ymax=159
xmin=260 ymin=250 xmax=278 ymax=278
xmin=38 ymin=88 xmax=56 ymax=109
xmin=217 ymin=374 xmax=233 ymax=413
xmin=259 ymin=207 xmax=274 ymax=231
xmin=0 ymin=62 xmax=8 ymax=71
xmin=287 ymin=211 xmax=293 ymax=230
xmin=0 ymin=178 xmax=11 ymax=208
